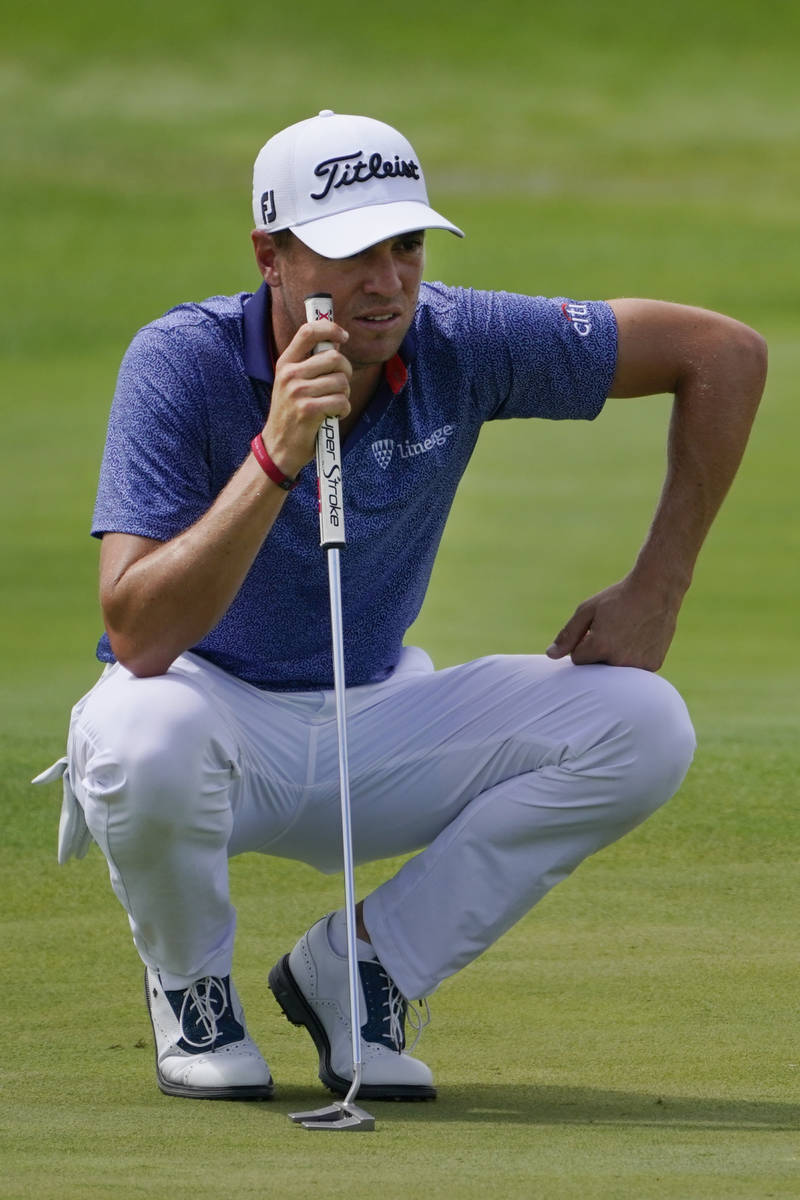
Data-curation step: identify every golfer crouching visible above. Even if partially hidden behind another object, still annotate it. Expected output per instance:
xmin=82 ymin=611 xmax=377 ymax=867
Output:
xmin=37 ymin=109 xmax=765 ymax=1102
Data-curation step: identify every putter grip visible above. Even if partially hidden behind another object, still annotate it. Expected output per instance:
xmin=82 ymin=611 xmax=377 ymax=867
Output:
xmin=305 ymin=294 xmax=345 ymax=549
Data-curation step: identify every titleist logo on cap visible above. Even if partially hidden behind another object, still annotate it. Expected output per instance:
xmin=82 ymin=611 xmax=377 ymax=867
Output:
xmin=310 ymin=151 xmax=421 ymax=201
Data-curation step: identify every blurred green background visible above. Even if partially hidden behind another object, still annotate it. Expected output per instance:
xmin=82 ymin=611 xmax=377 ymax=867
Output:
xmin=1 ymin=1 xmax=797 ymax=1196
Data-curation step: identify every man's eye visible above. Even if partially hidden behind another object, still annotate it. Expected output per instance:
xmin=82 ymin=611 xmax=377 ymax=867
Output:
xmin=397 ymin=235 xmax=424 ymax=253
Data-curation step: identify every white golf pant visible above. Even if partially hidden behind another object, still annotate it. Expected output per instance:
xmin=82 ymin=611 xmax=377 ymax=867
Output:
xmin=66 ymin=648 xmax=696 ymax=1000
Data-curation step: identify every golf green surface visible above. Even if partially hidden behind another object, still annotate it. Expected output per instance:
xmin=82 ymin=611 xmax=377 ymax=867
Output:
xmin=2 ymin=1 xmax=798 ymax=1196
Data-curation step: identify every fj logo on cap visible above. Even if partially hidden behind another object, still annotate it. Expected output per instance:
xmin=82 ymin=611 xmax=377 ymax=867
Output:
xmin=260 ymin=190 xmax=277 ymax=224
xmin=311 ymin=151 xmax=421 ymax=201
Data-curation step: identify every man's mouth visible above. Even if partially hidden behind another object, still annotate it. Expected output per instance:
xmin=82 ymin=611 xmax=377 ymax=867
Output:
xmin=355 ymin=311 xmax=401 ymax=325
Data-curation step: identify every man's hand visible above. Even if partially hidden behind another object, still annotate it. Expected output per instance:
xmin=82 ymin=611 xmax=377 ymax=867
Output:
xmin=261 ymin=318 xmax=352 ymax=478
xmin=546 ymin=574 xmax=681 ymax=671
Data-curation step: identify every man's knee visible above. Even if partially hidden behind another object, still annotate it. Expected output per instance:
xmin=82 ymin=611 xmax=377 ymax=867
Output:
xmin=73 ymin=671 xmax=239 ymax=844
xmin=599 ymin=666 xmax=696 ymax=813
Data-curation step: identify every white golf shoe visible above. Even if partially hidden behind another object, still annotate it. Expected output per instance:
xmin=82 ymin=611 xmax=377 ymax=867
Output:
xmin=268 ymin=914 xmax=436 ymax=1100
xmin=145 ymin=968 xmax=274 ymax=1099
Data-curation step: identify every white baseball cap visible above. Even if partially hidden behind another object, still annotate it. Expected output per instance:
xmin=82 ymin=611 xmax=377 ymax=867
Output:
xmin=252 ymin=109 xmax=464 ymax=259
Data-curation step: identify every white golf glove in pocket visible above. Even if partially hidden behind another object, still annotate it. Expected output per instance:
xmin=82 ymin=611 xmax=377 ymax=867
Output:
xmin=32 ymin=756 xmax=93 ymax=865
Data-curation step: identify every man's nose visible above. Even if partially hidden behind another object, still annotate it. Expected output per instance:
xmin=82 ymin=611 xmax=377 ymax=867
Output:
xmin=361 ymin=245 xmax=402 ymax=295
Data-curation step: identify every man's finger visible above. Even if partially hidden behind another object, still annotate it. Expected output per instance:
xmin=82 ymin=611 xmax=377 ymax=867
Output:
xmin=287 ymin=370 xmax=352 ymax=399
xmin=281 ymin=320 xmax=350 ymax=364
xmin=545 ymin=610 xmax=593 ymax=659
xmin=569 ymin=630 xmax=607 ymax=665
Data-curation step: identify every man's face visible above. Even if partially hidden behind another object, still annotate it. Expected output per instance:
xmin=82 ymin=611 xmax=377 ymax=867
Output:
xmin=260 ymin=231 xmax=425 ymax=369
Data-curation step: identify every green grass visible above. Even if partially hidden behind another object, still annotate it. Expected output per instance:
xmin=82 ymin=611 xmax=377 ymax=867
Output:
xmin=2 ymin=1 xmax=799 ymax=1196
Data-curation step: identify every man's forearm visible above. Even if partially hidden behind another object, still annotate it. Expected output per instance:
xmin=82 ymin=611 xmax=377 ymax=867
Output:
xmin=101 ymin=315 xmax=354 ymax=679
xmin=630 ymin=320 xmax=767 ymax=599
xmin=101 ymin=453 xmax=290 ymax=677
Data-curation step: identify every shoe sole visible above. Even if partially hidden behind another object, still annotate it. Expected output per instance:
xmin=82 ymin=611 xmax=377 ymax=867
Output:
xmin=145 ymin=974 xmax=274 ymax=1101
xmin=155 ymin=1074 xmax=275 ymax=1101
xmin=268 ymin=954 xmax=436 ymax=1101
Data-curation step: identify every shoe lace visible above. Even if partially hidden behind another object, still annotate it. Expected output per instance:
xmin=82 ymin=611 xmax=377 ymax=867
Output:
xmin=406 ymin=996 xmax=431 ymax=1054
xmin=178 ymin=977 xmax=227 ymax=1050
xmin=383 ymin=975 xmax=431 ymax=1054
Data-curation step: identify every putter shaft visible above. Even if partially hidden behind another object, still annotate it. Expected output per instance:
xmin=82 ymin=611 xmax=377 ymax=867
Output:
xmin=326 ymin=547 xmax=365 ymax=1106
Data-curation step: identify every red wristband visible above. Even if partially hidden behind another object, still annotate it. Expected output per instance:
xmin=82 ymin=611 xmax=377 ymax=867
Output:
xmin=250 ymin=435 xmax=298 ymax=491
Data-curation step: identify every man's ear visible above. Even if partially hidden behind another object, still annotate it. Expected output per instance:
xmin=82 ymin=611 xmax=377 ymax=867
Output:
xmin=251 ymin=230 xmax=283 ymax=286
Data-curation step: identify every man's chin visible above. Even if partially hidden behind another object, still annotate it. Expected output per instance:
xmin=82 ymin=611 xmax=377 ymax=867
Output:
xmin=345 ymin=327 xmax=408 ymax=368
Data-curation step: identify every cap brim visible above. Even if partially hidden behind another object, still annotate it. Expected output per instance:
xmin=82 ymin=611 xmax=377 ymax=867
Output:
xmin=290 ymin=200 xmax=464 ymax=259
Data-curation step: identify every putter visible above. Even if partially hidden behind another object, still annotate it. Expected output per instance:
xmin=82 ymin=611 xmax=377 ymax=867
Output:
xmin=286 ymin=295 xmax=375 ymax=1133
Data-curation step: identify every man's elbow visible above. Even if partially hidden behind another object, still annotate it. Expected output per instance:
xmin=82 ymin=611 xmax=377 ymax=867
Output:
xmin=726 ymin=318 xmax=768 ymax=396
xmin=749 ymin=327 xmax=768 ymax=391
xmin=105 ymin=627 xmax=177 ymax=679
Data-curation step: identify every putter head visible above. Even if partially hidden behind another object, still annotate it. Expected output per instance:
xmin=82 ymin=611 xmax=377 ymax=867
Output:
xmin=289 ymin=1101 xmax=376 ymax=1132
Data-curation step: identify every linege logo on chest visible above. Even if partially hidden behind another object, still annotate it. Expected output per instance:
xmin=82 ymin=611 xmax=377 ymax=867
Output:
xmin=371 ymin=424 xmax=455 ymax=469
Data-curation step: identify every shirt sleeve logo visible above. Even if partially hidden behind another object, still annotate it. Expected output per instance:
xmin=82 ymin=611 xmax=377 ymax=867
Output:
xmin=561 ymin=302 xmax=592 ymax=337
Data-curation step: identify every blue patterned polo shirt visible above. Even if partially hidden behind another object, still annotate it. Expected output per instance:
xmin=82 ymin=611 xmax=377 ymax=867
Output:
xmin=92 ymin=282 xmax=616 ymax=688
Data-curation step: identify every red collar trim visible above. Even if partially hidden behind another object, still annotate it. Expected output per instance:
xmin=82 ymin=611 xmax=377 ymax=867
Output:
xmin=384 ymin=354 xmax=408 ymax=395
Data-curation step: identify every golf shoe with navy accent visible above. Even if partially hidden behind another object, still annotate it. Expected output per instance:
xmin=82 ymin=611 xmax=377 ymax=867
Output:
xmin=268 ymin=914 xmax=436 ymax=1099
xmin=145 ymin=968 xmax=274 ymax=1099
